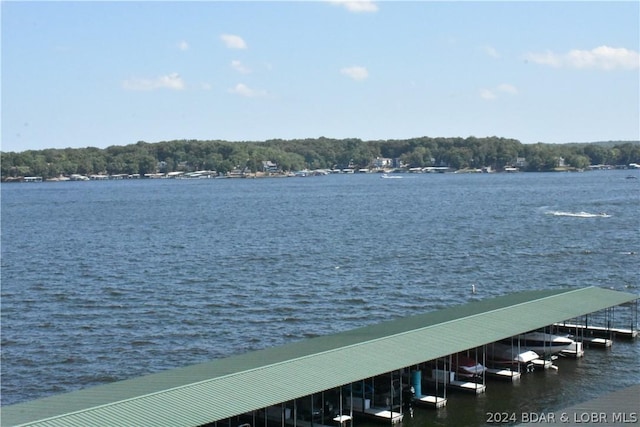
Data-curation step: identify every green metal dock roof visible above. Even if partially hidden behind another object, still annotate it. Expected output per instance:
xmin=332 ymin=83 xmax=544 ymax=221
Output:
xmin=2 ymin=286 xmax=637 ymax=427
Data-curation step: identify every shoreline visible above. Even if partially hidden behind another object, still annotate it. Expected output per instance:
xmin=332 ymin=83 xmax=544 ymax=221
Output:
xmin=4 ymin=165 xmax=638 ymax=183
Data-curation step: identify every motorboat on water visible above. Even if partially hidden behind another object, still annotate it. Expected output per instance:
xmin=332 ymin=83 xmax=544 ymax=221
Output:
xmin=380 ymin=173 xmax=402 ymax=179
xmin=499 ymin=332 xmax=574 ymax=355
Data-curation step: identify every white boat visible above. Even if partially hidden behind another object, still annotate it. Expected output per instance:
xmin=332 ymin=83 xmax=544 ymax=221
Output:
xmin=452 ymin=354 xmax=487 ymax=378
xmin=500 ymin=332 xmax=574 ymax=355
xmin=381 ymin=173 xmax=402 ymax=179
xmin=548 ymin=210 xmax=610 ymax=218
xmin=486 ymin=343 xmax=540 ymax=365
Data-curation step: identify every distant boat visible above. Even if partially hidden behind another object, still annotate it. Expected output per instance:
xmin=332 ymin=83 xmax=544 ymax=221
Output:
xmin=547 ymin=210 xmax=610 ymax=218
xmin=381 ymin=173 xmax=402 ymax=179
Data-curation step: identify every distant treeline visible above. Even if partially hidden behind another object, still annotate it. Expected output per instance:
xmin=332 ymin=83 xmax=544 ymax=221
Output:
xmin=2 ymin=137 xmax=639 ymax=179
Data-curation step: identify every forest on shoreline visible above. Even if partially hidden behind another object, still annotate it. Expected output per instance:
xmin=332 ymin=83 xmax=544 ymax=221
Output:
xmin=2 ymin=136 xmax=639 ymax=180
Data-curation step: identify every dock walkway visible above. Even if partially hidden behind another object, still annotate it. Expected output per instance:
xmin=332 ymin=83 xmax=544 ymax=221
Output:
xmin=554 ymin=322 xmax=637 ymax=339
xmin=414 ymin=394 xmax=447 ymax=409
xmin=431 ymin=369 xmax=486 ymax=394
xmin=486 ymin=368 xmax=521 ymax=382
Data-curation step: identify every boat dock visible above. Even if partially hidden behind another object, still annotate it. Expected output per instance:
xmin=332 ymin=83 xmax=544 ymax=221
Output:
xmin=554 ymin=322 xmax=638 ymax=339
xmin=583 ymin=337 xmax=613 ymax=348
xmin=431 ymin=369 xmax=486 ymax=394
xmin=414 ymin=394 xmax=447 ymax=409
xmin=531 ymin=358 xmax=557 ymax=370
xmin=448 ymin=380 xmax=486 ymax=394
xmin=559 ymin=341 xmax=585 ymax=358
xmin=409 ymin=369 xmax=448 ymax=409
xmin=332 ymin=415 xmax=353 ymax=426
xmin=289 ymin=421 xmax=334 ymax=427
xmin=355 ymin=408 xmax=403 ymax=425
xmin=485 ymin=368 xmax=522 ymax=382
xmin=343 ymin=397 xmax=403 ymax=424
xmin=2 ymin=287 xmax=636 ymax=427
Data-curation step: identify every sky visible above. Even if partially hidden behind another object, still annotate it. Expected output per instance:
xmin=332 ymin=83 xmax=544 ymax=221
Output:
xmin=1 ymin=1 xmax=639 ymax=153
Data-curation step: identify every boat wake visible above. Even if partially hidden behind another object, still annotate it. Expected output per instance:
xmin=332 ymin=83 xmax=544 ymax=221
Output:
xmin=546 ymin=210 xmax=611 ymax=218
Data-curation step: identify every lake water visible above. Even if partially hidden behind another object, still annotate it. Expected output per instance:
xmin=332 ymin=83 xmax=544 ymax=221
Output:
xmin=1 ymin=170 xmax=638 ymax=425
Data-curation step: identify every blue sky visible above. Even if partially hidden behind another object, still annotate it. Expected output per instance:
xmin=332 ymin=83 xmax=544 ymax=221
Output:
xmin=2 ymin=1 xmax=639 ymax=153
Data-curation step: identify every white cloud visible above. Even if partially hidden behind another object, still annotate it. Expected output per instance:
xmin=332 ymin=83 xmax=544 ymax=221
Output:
xmin=480 ymin=83 xmax=518 ymax=100
xmin=479 ymin=89 xmax=497 ymax=100
xmin=122 ymin=73 xmax=185 ymax=91
xmin=177 ymin=40 xmax=189 ymax=51
xmin=497 ymin=83 xmax=518 ymax=95
xmin=220 ymin=34 xmax=247 ymax=49
xmin=231 ymin=60 xmax=251 ymax=74
xmin=229 ymin=83 xmax=266 ymax=98
xmin=524 ymin=45 xmax=639 ymax=70
xmin=524 ymin=51 xmax=561 ymax=67
xmin=482 ymin=45 xmax=500 ymax=59
xmin=340 ymin=66 xmax=369 ymax=81
xmin=328 ymin=0 xmax=378 ymax=13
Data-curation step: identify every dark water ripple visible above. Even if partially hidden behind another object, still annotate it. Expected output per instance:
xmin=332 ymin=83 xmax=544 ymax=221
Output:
xmin=1 ymin=171 xmax=638 ymax=425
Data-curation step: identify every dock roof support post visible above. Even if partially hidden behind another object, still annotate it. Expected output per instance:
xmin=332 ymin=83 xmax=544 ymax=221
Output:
xmin=350 ymin=384 xmax=353 ymax=427
xmin=310 ymin=395 xmax=314 ymax=427
xmin=399 ymin=368 xmax=404 ymax=417
xmin=443 ymin=356 xmax=446 ymax=400
xmin=339 ymin=384 xmax=343 ymax=423
xmin=389 ymin=371 xmax=394 ymax=425
xmin=293 ymin=399 xmax=297 ymax=427
xmin=516 ymin=336 xmax=522 ymax=374
xmin=481 ymin=346 xmax=486 ymax=386
xmin=435 ymin=358 xmax=439 ymax=398
xmin=586 ymin=313 xmax=589 ymax=329
xmin=370 ymin=377 xmax=375 ymax=406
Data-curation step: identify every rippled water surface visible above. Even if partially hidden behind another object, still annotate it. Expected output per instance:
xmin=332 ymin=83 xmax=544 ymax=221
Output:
xmin=1 ymin=171 xmax=638 ymax=425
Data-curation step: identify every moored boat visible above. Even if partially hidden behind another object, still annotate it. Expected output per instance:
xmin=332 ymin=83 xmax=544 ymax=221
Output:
xmin=486 ymin=342 xmax=540 ymax=367
xmin=500 ymin=332 xmax=574 ymax=355
xmin=452 ymin=354 xmax=487 ymax=378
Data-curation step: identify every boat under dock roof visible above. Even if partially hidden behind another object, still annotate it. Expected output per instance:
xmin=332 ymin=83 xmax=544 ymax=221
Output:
xmin=2 ymin=286 xmax=637 ymax=427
